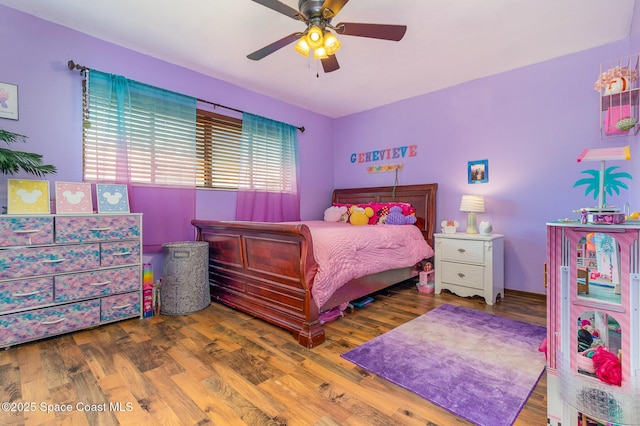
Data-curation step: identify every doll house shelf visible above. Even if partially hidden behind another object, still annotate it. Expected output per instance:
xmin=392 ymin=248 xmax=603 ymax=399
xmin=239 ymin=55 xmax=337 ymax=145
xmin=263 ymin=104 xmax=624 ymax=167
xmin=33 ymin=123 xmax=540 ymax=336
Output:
xmin=546 ymin=222 xmax=640 ymax=425
xmin=599 ymin=54 xmax=640 ymax=139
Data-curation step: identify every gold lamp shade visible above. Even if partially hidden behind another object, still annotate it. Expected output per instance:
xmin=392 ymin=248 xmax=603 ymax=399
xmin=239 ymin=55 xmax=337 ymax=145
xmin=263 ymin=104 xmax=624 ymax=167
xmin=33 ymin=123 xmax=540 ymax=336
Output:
xmin=306 ymin=25 xmax=324 ymax=49
xmin=295 ymin=28 xmax=342 ymax=59
xmin=295 ymin=38 xmax=311 ymax=57
xmin=313 ymin=47 xmax=329 ymax=59
xmin=323 ymin=31 xmax=341 ymax=56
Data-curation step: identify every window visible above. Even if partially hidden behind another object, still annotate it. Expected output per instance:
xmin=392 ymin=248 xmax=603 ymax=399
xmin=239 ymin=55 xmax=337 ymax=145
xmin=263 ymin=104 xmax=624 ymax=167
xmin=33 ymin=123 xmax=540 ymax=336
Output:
xmin=195 ymin=109 xmax=242 ymax=189
xmin=82 ymin=72 xmax=196 ymax=186
xmin=195 ymin=109 xmax=298 ymax=192
xmin=83 ymin=71 xmax=294 ymax=191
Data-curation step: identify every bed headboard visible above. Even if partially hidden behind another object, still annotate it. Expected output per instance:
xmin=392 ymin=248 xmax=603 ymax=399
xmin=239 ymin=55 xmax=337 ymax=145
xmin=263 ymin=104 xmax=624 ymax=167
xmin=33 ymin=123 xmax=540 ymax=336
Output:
xmin=332 ymin=183 xmax=438 ymax=248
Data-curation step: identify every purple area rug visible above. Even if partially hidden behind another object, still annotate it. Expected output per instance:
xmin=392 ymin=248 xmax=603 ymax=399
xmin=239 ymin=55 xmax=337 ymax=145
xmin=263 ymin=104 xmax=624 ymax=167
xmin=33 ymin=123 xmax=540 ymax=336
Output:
xmin=341 ymin=304 xmax=546 ymax=426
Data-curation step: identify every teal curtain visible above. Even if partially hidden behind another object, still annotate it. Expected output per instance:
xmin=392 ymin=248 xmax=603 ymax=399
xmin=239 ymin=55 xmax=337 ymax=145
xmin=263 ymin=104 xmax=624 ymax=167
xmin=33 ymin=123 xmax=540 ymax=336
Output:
xmin=85 ymin=70 xmax=197 ymax=251
xmin=235 ymin=113 xmax=300 ymax=221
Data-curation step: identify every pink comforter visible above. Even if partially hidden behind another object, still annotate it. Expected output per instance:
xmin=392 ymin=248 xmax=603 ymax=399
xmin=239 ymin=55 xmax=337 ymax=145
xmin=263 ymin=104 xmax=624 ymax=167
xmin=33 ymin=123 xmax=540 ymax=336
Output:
xmin=301 ymin=221 xmax=434 ymax=308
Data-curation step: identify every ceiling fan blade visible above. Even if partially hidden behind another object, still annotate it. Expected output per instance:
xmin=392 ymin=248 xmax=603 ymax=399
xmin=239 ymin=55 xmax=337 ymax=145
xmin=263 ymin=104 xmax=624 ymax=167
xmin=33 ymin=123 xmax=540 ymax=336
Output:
xmin=321 ymin=55 xmax=340 ymax=73
xmin=335 ymin=23 xmax=407 ymax=41
xmin=247 ymin=32 xmax=304 ymax=60
xmin=250 ymin=0 xmax=302 ymax=19
xmin=322 ymin=0 xmax=349 ymax=19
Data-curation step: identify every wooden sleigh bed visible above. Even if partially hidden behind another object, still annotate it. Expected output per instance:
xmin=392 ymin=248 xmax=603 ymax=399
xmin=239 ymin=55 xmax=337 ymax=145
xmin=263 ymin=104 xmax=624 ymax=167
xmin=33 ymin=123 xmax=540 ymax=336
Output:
xmin=191 ymin=183 xmax=437 ymax=348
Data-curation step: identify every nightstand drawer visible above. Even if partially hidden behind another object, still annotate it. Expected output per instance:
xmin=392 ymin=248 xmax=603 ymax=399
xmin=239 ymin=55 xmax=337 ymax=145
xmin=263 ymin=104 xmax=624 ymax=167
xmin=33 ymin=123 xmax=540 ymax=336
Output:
xmin=440 ymin=261 xmax=484 ymax=290
xmin=440 ymin=239 xmax=484 ymax=264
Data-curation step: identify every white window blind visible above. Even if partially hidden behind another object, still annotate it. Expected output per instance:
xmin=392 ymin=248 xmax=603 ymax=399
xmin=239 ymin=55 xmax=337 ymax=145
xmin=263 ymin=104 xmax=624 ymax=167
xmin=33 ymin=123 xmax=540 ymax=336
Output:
xmin=83 ymin=72 xmax=196 ymax=186
xmin=82 ymin=71 xmax=293 ymax=191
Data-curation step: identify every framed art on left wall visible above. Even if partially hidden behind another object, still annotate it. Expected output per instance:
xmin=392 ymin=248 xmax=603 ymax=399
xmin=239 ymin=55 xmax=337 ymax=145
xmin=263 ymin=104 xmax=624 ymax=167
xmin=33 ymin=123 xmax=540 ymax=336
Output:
xmin=0 ymin=82 xmax=19 ymax=121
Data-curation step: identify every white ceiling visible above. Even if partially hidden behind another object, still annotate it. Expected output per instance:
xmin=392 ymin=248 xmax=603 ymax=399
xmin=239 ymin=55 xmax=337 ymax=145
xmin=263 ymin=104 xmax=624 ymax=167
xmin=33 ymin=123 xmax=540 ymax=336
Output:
xmin=0 ymin=0 xmax=636 ymax=118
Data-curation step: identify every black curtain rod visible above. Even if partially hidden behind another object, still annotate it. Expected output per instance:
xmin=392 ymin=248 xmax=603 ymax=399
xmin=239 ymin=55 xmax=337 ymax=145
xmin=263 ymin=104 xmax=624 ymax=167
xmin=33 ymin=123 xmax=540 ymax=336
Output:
xmin=68 ymin=60 xmax=305 ymax=133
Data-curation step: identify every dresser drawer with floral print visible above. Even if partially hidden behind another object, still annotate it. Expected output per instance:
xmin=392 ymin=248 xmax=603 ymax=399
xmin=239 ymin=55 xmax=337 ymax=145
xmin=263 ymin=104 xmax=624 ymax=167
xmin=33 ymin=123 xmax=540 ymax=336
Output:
xmin=0 ymin=244 xmax=101 ymax=280
xmin=0 ymin=216 xmax=53 ymax=247
xmin=101 ymin=291 xmax=140 ymax=322
xmin=55 ymin=215 xmax=141 ymax=243
xmin=100 ymin=241 xmax=140 ymax=267
xmin=54 ymin=266 xmax=140 ymax=302
xmin=0 ymin=277 xmax=54 ymax=312
xmin=0 ymin=300 xmax=100 ymax=347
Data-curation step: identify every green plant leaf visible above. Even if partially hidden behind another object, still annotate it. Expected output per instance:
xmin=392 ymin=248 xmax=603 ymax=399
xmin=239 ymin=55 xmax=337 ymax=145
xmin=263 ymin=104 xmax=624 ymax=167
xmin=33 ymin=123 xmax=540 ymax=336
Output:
xmin=0 ymin=129 xmax=57 ymax=177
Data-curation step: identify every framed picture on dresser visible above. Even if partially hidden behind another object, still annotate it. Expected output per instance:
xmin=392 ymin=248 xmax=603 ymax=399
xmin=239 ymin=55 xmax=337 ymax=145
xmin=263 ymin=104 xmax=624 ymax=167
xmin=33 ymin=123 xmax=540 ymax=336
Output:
xmin=55 ymin=182 xmax=93 ymax=214
xmin=96 ymin=184 xmax=130 ymax=213
xmin=7 ymin=179 xmax=50 ymax=214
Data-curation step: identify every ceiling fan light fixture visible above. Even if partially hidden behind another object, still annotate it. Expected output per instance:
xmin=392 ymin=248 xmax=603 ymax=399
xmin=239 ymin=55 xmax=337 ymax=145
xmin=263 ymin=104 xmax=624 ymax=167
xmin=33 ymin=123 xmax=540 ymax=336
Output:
xmin=294 ymin=37 xmax=310 ymax=57
xmin=306 ymin=25 xmax=324 ymax=49
xmin=313 ymin=46 xmax=329 ymax=60
xmin=323 ymin=31 xmax=341 ymax=56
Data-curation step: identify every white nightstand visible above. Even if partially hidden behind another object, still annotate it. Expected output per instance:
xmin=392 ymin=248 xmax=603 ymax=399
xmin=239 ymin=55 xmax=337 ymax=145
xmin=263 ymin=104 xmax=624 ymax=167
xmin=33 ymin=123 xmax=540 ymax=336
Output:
xmin=434 ymin=232 xmax=504 ymax=305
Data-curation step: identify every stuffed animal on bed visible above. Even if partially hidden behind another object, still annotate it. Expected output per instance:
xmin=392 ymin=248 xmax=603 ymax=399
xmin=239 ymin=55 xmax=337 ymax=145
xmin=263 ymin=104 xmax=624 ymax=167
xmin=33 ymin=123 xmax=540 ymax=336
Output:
xmin=324 ymin=205 xmax=348 ymax=222
xmin=349 ymin=205 xmax=374 ymax=226
xmin=385 ymin=206 xmax=417 ymax=225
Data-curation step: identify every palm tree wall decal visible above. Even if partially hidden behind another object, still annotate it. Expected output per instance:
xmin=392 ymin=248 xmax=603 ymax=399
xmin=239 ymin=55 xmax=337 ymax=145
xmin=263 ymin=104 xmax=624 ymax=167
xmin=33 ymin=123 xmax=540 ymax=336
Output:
xmin=574 ymin=164 xmax=632 ymax=208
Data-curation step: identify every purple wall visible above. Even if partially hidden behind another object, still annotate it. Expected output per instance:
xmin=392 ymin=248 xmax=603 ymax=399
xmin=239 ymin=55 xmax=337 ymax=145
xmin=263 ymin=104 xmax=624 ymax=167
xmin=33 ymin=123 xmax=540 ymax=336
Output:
xmin=0 ymin=5 xmax=334 ymax=223
xmin=334 ymin=37 xmax=640 ymax=294
xmin=3 ymin=5 xmax=640 ymax=295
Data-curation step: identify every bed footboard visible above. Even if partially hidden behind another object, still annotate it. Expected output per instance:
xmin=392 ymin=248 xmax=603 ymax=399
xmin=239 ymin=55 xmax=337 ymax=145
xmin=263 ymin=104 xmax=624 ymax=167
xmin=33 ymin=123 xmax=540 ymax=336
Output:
xmin=191 ymin=220 xmax=324 ymax=348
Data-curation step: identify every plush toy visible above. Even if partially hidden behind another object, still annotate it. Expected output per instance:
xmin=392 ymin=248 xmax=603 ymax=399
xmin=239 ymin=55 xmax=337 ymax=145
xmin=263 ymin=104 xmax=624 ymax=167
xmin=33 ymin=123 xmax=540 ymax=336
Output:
xmin=324 ymin=205 xmax=348 ymax=222
xmin=349 ymin=205 xmax=374 ymax=226
xmin=385 ymin=206 xmax=417 ymax=225
xmin=592 ymin=346 xmax=622 ymax=386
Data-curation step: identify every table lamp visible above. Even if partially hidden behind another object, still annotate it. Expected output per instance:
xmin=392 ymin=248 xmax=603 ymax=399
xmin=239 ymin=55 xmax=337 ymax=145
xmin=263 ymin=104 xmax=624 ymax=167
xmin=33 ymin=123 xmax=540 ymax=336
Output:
xmin=459 ymin=195 xmax=485 ymax=234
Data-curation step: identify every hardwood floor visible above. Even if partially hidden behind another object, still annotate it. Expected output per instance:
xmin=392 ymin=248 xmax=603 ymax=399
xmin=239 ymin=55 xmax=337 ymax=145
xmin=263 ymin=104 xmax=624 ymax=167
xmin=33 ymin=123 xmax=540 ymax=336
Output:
xmin=0 ymin=281 xmax=547 ymax=425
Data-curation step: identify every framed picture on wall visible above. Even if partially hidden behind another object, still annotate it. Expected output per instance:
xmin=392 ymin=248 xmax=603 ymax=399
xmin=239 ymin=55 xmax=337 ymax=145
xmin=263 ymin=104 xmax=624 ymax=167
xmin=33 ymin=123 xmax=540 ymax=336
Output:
xmin=0 ymin=82 xmax=19 ymax=120
xmin=7 ymin=179 xmax=50 ymax=214
xmin=55 ymin=182 xmax=93 ymax=214
xmin=96 ymin=184 xmax=130 ymax=213
xmin=468 ymin=159 xmax=489 ymax=184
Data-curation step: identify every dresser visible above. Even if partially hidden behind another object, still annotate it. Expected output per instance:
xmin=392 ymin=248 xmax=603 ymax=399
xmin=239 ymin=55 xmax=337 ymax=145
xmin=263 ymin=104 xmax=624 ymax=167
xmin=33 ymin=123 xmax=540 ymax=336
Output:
xmin=0 ymin=214 xmax=142 ymax=348
xmin=434 ymin=232 xmax=504 ymax=305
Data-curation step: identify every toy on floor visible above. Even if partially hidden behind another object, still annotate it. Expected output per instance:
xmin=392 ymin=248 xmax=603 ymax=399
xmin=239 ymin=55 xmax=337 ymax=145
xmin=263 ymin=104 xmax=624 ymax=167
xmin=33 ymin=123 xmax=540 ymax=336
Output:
xmin=318 ymin=302 xmax=349 ymax=324
xmin=417 ymin=261 xmax=435 ymax=293
xmin=350 ymin=296 xmax=374 ymax=307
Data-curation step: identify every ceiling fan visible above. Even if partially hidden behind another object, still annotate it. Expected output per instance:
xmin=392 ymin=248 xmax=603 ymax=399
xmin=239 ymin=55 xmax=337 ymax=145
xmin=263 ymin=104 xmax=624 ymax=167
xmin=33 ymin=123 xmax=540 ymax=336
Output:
xmin=247 ymin=0 xmax=407 ymax=73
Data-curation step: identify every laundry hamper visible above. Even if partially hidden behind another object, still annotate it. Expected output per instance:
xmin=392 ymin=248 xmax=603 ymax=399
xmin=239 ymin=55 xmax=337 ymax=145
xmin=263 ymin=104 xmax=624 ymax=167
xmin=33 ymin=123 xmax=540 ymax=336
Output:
xmin=160 ymin=241 xmax=210 ymax=315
